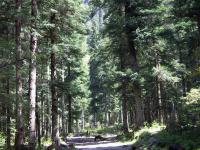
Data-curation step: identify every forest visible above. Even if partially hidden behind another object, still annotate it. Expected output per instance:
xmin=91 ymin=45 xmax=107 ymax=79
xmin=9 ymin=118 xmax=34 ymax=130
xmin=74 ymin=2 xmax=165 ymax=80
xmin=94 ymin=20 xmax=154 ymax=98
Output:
xmin=0 ymin=0 xmax=200 ymax=150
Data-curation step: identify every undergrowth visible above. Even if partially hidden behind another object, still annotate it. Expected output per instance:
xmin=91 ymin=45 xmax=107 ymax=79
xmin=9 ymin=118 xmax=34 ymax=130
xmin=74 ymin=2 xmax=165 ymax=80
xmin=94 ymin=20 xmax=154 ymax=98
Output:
xmin=87 ymin=122 xmax=200 ymax=149
xmin=120 ymin=122 xmax=200 ymax=150
xmin=0 ymin=132 xmax=5 ymax=150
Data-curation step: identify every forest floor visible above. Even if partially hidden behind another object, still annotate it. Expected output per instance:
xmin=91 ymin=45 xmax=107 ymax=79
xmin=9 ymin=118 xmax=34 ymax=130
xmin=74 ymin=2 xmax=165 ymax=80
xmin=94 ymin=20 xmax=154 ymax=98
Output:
xmin=63 ymin=124 xmax=200 ymax=150
xmin=66 ymin=135 xmax=133 ymax=150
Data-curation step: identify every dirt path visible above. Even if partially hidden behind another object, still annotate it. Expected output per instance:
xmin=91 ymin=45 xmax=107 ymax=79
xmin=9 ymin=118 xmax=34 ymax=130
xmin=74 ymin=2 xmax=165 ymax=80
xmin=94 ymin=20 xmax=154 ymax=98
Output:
xmin=66 ymin=135 xmax=133 ymax=150
xmin=76 ymin=142 xmax=133 ymax=150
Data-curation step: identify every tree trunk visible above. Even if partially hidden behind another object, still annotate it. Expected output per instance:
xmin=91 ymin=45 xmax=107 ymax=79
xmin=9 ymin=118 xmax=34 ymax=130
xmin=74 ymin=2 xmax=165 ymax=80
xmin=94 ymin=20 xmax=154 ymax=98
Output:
xmin=81 ymin=109 xmax=85 ymax=130
xmin=29 ymin=0 xmax=37 ymax=148
xmin=157 ymin=80 xmax=163 ymax=123
xmin=61 ymin=95 xmax=66 ymax=136
xmin=15 ymin=0 xmax=24 ymax=149
xmin=108 ymin=112 xmax=111 ymax=126
xmin=68 ymin=94 xmax=72 ymax=133
xmin=93 ymin=112 xmax=97 ymax=127
xmin=46 ymin=64 xmax=51 ymax=139
xmin=61 ymin=63 xmax=66 ymax=136
xmin=51 ymin=52 xmax=60 ymax=149
xmin=104 ymin=112 xmax=109 ymax=126
xmin=167 ymin=101 xmax=177 ymax=130
xmin=67 ymin=64 xmax=73 ymax=134
xmin=155 ymin=61 xmax=164 ymax=124
xmin=122 ymin=93 xmax=128 ymax=132
xmin=129 ymin=109 xmax=135 ymax=126
xmin=36 ymin=91 xmax=41 ymax=148
xmin=134 ymin=86 xmax=144 ymax=128
xmin=119 ymin=4 xmax=129 ymax=131
xmin=160 ymin=82 xmax=165 ymax=124
xmin=50 ymin=12 xmax=60 ymax=149
xmin=144 ymin=98 xmax=151 ymax=124
xmin=178 ymin=38 xmax=187 ymax=97
xmin=120 ymin=54 xmax=129 ymax=132
xmin=66 ymin=119 xmax=68 ymax=134
xmin=1 ymin=80 xmax=7 ymax=134
xmin=118 ymin=104 xmax=123 ymax=124
xmin=76 ymin=119 xmax=79 ymax=133
xmin=127 ymin=34 xmax=144 ymax=128
xmin=124 ymin=2 xmax=144 ymax=128
xmin=41 ymin=91 xmax=45 ymax=137
xmin=6 ymin=78 xmax=11 ymax=150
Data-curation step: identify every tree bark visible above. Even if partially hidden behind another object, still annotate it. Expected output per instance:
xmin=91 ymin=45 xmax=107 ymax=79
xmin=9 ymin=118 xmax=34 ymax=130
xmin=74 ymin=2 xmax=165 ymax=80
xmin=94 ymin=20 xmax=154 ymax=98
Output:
xmin=41 ymin=91 xmax=45 ymax=137
xmin=29 ymin=0 xmax=37 ymax=148
xmin=118 ymin=3 xmax=129 ymax=133
xmin=68 ymin=94 xmax=72 ymax=133
xmin=144 ymin=97 xmax=151 ymax=124
xmin=81 ymin=109 xmax=85 ymax=130
xmin=76 ymin=119 xmax=79 ymax=133
xmin=155 ymin=60 xmax=164 ymax=124
xmin=122 ymin=88 xmax=128 ymax=132
xmin=46 ymin=64 xmax=51 ymax=139
xmin=67 ymin=64 xmax=73 ymax=133
xmin=50 ymin=12 xmax=60 ymax=149
xmin=6 ymin=78 xmax=11 ymax=150
xmin=159 ymin=82 xmax=164 ymax=124
xmin=51 ymin=52 xmax=60 ymax=149
xmin=93 ymin=111 xmax=97 ymax=127
xmin=124 ymin=2 xmax=144 ymax=128
xmin=118 ymin=104 xmax=123 ymax=124
xmin=134 ymin=85 xmax=144 ymax=128
xmin=104 ymin=112 xmax=109 ymax=126
xmin=61 ymin=62 xmax=66 ymax=136
xmin=61 ymin=95 xmax=66 ymax=136
xmin=167 ymin=101 xmax=177 ymax=130
xmin=177 ymin=37 xmax=187 ymax=97
xmin=36 ymin=91 xmax=41 ymax=148
xmin=129 ymin=109 xmax=135 ymax=126
xmin=15 ymin=0 xmax=24 ymax=149
xmin=120 ymin=51 xmax=129 ymax=132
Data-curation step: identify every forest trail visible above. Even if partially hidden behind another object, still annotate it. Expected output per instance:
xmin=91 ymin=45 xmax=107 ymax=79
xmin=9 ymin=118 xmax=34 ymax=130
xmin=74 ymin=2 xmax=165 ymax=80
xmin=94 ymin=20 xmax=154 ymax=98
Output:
xmin=66 ymin=135 xmax=133 ymax=150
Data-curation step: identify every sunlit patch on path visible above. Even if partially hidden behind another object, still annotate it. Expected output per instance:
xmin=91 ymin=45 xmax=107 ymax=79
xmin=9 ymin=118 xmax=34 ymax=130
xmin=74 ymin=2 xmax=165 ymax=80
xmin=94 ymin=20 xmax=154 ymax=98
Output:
xmin=66 ymin=135 xmax=133 ymax=150
xmin=76 ymin=142 xmax=133 ymax=150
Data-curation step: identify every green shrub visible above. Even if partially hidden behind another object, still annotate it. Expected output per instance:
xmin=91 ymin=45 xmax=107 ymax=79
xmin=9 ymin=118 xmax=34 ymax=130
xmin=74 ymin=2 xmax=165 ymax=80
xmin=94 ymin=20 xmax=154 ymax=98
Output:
xmin=0 ymin=132 xmax=5 ymax=149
